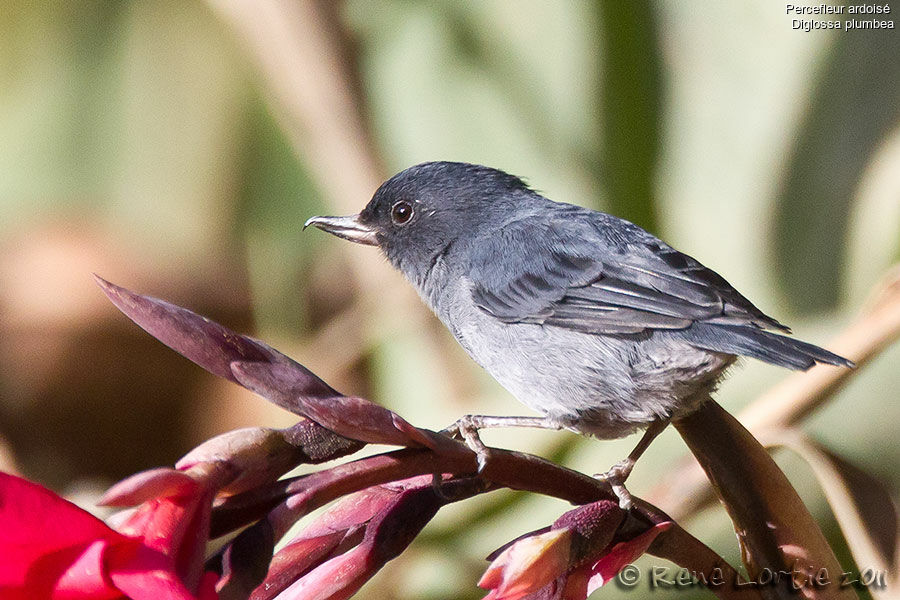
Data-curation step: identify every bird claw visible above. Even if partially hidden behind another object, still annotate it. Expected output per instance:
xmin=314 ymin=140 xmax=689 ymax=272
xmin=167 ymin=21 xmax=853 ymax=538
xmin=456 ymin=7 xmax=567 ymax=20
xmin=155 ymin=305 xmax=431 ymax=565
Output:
xmin=595 ymin=458 xmax=636 ymax=510
xmin=439 ymin=421 xmax=464 ymax=439
xmin=443 ymin=415 xmax=492 ymax=474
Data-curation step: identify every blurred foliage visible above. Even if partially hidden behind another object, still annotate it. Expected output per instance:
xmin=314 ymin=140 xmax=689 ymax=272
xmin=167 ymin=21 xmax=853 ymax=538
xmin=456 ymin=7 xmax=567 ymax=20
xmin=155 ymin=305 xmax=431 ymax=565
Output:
xmin=236 ymin=95 xmax=325 ymax=335
xmin=0 ymin=2 xmax=898 ymax=599
xmin=594 ymin=0 xmax=664 ymax=233
xmin=773 ymin=23 xmax=900 ymax=314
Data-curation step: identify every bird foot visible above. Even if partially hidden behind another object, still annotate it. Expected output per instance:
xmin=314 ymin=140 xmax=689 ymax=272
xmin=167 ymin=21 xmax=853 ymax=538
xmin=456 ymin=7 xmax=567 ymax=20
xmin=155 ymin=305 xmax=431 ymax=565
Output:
xmin=595 ymin=458 xmax=636 ymax=510
xmin=441 ymin=415 xmax=492 ymax=473
xmin=429 ymin=472 xmax=451 ymax=501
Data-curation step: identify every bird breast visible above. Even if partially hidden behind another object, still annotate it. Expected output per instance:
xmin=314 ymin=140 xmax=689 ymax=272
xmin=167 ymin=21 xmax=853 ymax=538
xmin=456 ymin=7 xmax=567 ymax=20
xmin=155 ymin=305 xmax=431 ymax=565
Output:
xmin=429 ymin=276 xmax=732 ymax=439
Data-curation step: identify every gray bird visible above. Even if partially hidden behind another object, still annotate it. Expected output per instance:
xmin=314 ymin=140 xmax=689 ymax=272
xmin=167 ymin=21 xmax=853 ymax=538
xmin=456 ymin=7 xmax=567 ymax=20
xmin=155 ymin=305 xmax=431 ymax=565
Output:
xmin=306 ymin=161 xmax=852 ymax=507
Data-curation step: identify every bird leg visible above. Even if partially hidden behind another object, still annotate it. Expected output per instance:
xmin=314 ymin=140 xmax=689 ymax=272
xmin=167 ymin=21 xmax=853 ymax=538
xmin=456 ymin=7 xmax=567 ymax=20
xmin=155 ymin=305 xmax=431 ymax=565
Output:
xmin=442 ymin=415 xmax=562 ymax=473
xmin=596 ymin=418 xmax=669 ymax=510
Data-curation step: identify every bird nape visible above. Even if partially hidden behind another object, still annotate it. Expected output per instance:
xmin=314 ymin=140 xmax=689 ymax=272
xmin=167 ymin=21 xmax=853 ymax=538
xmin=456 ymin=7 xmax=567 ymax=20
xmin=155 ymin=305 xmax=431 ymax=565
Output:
xmin=306 ymin=161 xmax=852 ymax=508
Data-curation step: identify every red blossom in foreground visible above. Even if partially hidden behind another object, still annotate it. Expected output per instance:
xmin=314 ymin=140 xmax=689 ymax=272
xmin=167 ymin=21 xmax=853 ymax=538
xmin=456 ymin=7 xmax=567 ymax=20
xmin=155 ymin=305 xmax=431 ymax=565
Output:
xmin=0 ymin=471 xmax=218 ymax=600
xmin=479 ymin=500 xmax=672 ymax=600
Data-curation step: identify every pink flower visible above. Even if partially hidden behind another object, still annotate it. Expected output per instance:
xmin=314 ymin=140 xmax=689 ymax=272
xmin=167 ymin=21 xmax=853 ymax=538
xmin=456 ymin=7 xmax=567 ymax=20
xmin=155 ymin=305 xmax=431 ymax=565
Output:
xmin=478 ymin=500 xmax=672 ymax=600
xmin=254 ymin=476 xmax=456 ymax=600
xmin=0 ymin=470 xmax=219 ymax=600
xmin=479 ymin=529 xmax=574 ymax=600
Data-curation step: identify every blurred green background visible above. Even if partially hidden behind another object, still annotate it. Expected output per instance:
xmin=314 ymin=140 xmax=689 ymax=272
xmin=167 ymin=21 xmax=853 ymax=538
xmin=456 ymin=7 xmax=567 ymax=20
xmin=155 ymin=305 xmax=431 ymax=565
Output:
xmin=1 ymin=2 xmax=898 ymax=599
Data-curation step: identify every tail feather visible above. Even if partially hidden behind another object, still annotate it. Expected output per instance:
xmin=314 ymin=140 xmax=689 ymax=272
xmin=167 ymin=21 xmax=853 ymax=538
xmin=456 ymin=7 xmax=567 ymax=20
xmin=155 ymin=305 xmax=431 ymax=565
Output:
xmin=679 ymin=322 xmax=854 ymax=371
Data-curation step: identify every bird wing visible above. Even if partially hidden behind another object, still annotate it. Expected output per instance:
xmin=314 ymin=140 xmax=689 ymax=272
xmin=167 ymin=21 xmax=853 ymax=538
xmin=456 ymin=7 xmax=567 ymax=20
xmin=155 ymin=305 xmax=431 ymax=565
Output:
xmin=468 ymin=213 xmax=788 ymax=335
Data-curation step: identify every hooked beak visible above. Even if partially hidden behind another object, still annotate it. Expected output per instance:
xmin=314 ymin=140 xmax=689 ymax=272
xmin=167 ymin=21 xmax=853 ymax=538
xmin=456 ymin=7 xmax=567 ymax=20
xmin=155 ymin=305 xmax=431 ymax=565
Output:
xmin=304 ymin=214 xmax=379 ymax=246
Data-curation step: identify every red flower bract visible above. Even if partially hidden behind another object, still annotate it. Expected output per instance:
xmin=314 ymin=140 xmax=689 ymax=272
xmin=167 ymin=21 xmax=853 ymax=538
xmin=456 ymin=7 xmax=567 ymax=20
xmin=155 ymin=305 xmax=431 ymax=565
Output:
xmin=0 ymin=471 xmax=218 ymax=600
xmin=478 ymin=499 xmax=673 ymax=600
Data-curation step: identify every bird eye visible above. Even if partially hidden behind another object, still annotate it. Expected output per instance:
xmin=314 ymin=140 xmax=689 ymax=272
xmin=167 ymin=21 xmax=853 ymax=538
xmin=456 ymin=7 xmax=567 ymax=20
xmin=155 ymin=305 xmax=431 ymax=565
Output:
xmin=391 ymin=201 xmax=414 ymax=225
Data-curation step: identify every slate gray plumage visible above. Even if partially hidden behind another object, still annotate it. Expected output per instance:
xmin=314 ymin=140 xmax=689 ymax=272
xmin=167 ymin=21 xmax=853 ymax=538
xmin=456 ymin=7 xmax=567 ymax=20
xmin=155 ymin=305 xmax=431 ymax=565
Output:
xmin=306 ymin=161 xmax=851 ymax=497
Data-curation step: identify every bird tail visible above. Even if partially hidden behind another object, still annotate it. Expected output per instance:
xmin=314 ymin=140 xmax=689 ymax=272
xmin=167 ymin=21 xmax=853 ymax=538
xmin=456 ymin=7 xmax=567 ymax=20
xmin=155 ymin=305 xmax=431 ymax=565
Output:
xmin=678 ymin=322 xmax=854 ymax=371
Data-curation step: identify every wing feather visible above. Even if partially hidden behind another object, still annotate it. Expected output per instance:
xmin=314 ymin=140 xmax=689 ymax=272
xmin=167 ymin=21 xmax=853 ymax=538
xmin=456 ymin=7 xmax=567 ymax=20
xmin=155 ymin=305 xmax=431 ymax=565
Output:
xmin=469 ymin=214 xmax=787 ymax=335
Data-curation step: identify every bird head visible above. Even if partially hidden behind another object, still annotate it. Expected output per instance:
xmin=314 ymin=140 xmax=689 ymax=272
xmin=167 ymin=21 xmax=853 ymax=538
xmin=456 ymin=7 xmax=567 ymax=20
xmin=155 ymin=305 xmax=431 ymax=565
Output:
xmin=305 ymin=161 xmax=534 ymax=282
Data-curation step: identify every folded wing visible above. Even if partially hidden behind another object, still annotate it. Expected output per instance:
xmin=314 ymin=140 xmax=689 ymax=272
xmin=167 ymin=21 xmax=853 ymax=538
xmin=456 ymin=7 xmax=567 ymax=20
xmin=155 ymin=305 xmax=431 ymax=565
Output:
xmin=468 ymin=212 xmax=850 ymax=370
xmin=469 ymin=214 xmax=786 ymax=335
